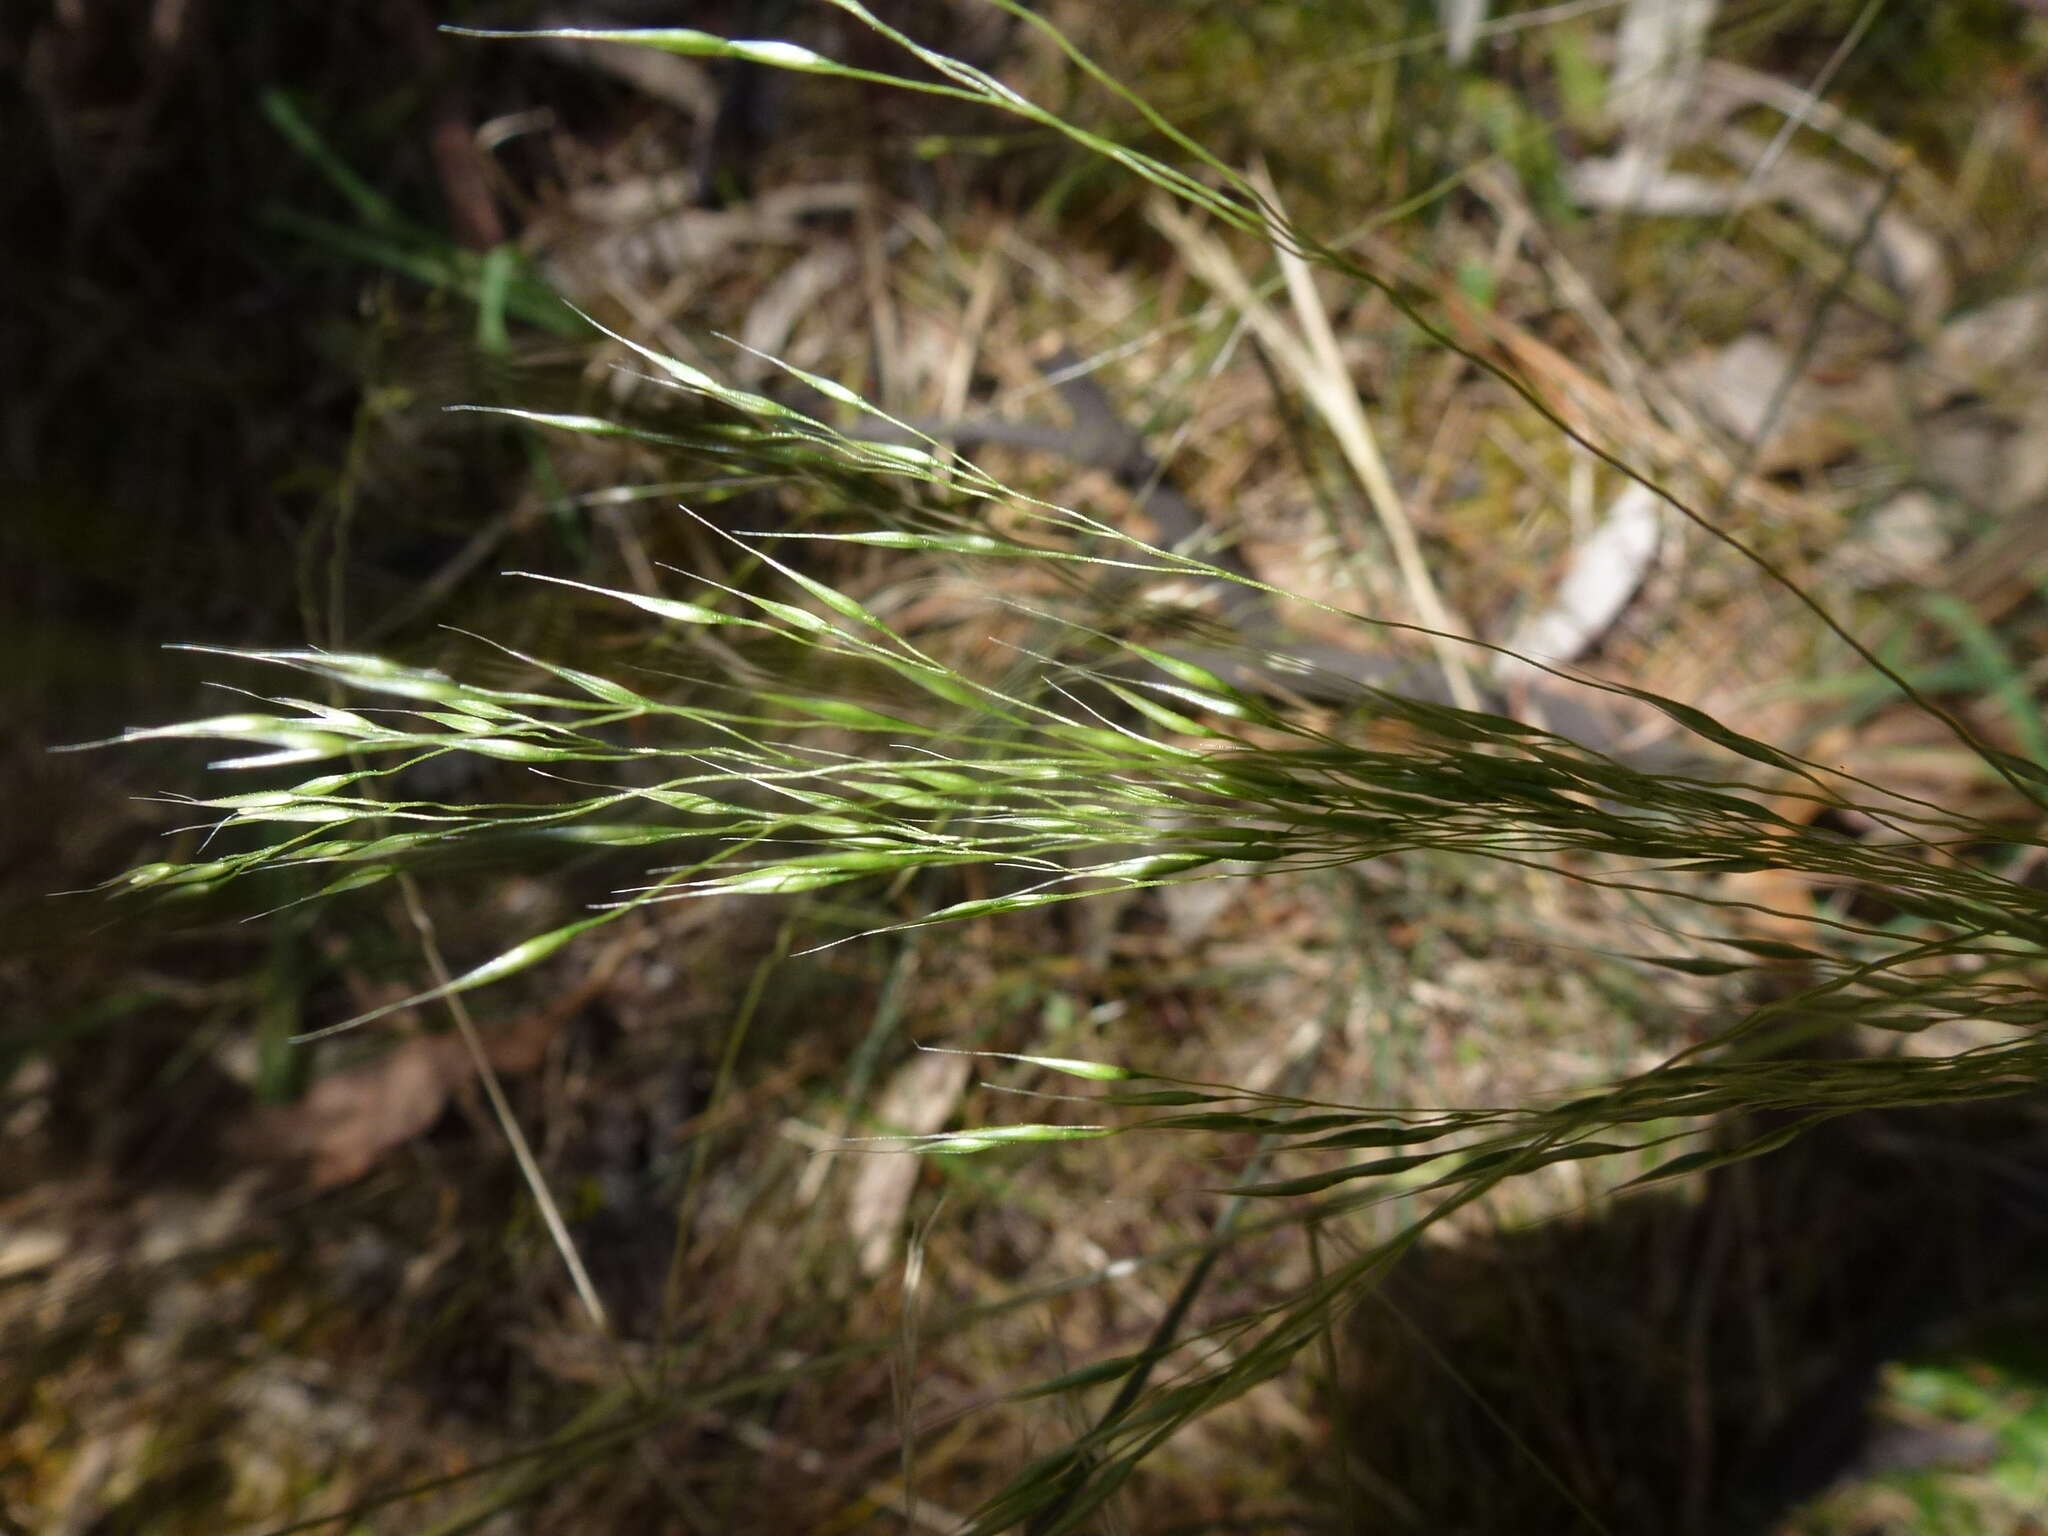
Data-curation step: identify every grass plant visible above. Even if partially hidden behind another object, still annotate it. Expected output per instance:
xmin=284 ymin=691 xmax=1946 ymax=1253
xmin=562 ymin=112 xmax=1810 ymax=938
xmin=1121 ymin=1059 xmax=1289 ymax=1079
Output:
xmin=91 ymin=3 xmax=2048 ymax=1529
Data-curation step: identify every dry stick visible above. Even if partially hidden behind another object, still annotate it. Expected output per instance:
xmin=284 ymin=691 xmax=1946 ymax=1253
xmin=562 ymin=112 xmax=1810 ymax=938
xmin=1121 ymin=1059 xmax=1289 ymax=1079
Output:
xmin=397 ymin=874 xmax=611 ymax=1331
xmin=1150 ymin=195 xmax=1484 ymax=713
xmin=1268 ymin=190 xmax=1485 ymax=716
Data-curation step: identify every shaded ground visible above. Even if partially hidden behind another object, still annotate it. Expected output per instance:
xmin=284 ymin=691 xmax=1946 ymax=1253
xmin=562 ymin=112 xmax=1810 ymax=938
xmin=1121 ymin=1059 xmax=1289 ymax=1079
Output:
xmin=1341 ymin=1091 xmax=2048 ymax=1533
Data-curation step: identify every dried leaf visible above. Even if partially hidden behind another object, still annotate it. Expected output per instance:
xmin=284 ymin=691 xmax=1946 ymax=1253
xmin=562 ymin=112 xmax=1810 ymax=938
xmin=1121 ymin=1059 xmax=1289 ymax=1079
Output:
xmin=236 ymin=1031 xmax=470 ymax=1189
xmin=234 ymin=941 xmax=636 ymax=1188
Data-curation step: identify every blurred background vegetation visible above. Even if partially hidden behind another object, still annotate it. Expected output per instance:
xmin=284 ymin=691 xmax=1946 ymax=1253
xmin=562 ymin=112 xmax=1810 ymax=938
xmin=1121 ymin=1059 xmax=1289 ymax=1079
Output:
xmin=7 ymin=1 xmax=2048 ymax=1531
